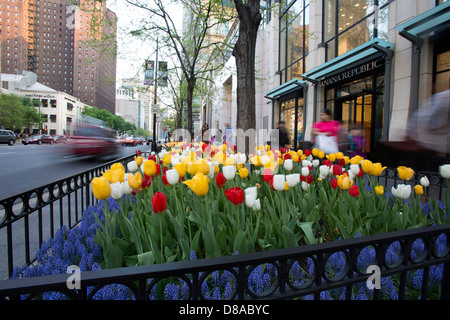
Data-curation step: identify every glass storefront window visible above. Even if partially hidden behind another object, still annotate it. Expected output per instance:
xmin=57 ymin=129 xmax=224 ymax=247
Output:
xmin=323 ymin=0 xmax=389 ymax=61
xmin=434 ymin=50 xmax=450 ymax=93
xmin=280 ymin=97 xmax=304 ymax=148
xmin=279 ymin=0 xmax=310 ymax=84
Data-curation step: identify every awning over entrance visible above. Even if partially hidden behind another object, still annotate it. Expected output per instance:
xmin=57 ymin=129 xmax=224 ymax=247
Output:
xmin=301 ymin=38 xmax=394 ymax=83
xmin=264 ymin=78 xmax=307 ymax=100
xmin=395 ymin=1 xmax=450 ymax=39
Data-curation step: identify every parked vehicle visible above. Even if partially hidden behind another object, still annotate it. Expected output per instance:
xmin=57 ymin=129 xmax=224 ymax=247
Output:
xmin=22 ymin=134 xmax=54 ymax=145
xmin=0 ymin=129 xmax=17 ymax=146
xmin=122 ymin=136 xmax=137 ymax=146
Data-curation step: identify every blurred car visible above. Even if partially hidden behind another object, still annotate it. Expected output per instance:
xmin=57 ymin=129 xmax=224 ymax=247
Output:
xmin=122 ymin=136 xmax=137 ymax=146
xmin=0 ymin=129 xmax=17 ymax=146
xmin=53 ymin=135 xmax=67 ymax=144
xmin=22 ymin=134 xmax=54 ymax=145
xmin=64 ymin=124 xmax=119 ymax=157
xmin=135 ymin=137 xmax=144 ymax=145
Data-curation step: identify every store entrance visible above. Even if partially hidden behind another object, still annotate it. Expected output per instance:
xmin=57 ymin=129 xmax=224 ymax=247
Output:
xmin=335 ymin=91 xmax=374 ymax=155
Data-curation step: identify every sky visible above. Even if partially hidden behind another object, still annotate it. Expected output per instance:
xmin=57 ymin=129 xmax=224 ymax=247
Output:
xmin=106 ymin=0 xmax=183 ymax=87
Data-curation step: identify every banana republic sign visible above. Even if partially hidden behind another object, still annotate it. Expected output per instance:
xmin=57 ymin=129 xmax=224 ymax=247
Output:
xmin=320 ymin=57 xmax=384 ymax=87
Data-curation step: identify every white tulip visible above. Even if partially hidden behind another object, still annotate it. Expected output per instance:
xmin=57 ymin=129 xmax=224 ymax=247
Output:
xmin=171 ymin=157 xmax=180 ymax=167
xmin=166 ymin=169 xmax=180 ymax=185
xmin=284 ymin=159 xmax=293 ymax=171
xmin=245 ymin=187 xmax=258 ymax=208
xmin=223 ymin=165 xmax=236 ymax=180
xmin=207 ymin=163 xmax=215 ymax=179
xmin=286 ymin=174 xmax=298 ymax=187
xmin=391 ymin=184 xmax=411 ymax=199
xmin=302 ymin=160 xmax=312 ymax=167
xmin=238 ymin=153 xmax=247 ymax=164
xmin=253 ymin=198 xmax=261 ymax=211
xmin=350 ymin=164 xmax=360 ymax=176
xmin=301 ymin=181 xmax=310 ymax=191
xmin=319 ymin=165 xmax=330 ymax=178
xmin=312 ymin=159 xmax=320 ymax=167
xmin=261 ymin=155 xmax=271 ymax=166
xmin=301 ymin=167 xmax=310 ymax=177
xmin=348 ymin=171 xmax=356 ymax=180
xmin=127 ymin=161 xmax=138 ymax=172
xmin=122 ymin=181 xmax=133 ymax=195
xmin=273 ymin=175 xmax=286 ymax=191
xmin=420 ymin=176 xmax=430 ymax=187
xmin=439 ymin=164 xmax=450 ymax=179
xmin=110 ymin=182 xmax=123 ymax=200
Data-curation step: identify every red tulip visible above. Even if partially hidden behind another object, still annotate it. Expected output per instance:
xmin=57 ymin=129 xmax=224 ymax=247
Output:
xmin=283 ymin=153 xmax=291 ymax=160
xmin=224 ymin=187 xmax=244 ymax=205
xmin=330 ymin=178 xmax=338 ymax=189
xmin=307 ymin=174 xmax=314 ymax=184
xmin=161 ymin=174 xmax=170 ymax=185
xmin=333 ymin=165 xmax=343 ymax=176
xmin=155 ymin=164 xmax=161 ymax=175
xmin=215 ymin=172 xmax=226 ymax=189
xmin=349 ymin=185 xmax=359 ymax=197
xmin=323 ymin=159 xmax=332 ymax=167
xmin=338 ymin=158 xmax=346 ymax=166
xmin=151 ymin=192 xmax=167 ymax=214
xmin=304 ymin=149 xmax=311 ymax=157
xmin=263 ymin=168 xmax=273 ymax=183
xmin=357 ymin=168 xmax=364 ymax=178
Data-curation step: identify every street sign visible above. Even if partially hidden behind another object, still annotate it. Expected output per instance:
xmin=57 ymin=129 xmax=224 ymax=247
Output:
xmin=151 ymin=104 xmax=159 ymax=113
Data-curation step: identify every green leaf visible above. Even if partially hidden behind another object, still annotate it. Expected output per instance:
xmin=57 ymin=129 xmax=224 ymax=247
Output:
xmin=282 ymin=225 xmax=297 ymax=248
xmin=233 ymin=230 xmax=247 ymax=255
xmin=103 ymin=242 xmax=124 ymax=269
xmin=299 ymin=222 xmax=317 ymax=245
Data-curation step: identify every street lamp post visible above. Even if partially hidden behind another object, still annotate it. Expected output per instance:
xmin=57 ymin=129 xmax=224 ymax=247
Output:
xmin=152 ymin=38 xmax=159 ymax=153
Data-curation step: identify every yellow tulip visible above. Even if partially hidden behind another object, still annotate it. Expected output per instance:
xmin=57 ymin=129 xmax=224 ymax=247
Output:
xmin=371 ymin=163 xmax=386 ymax=177
xmin=186 ymin=158 xmax=210 ymax=176
xmin=278 ymin=157 xmax=284 ymax=165
xmin=284 ymin=181 xmax=289 ymax=191
xmin=134 ymin=156 xmax=144 ymax=166
xmin=326 ymin=153 xmax=336 ymax=162
xmin=337 ymin=174 xmax=354 ymax=190
xmin=224 ymin=157 xmax=235 ymax=166
xmin=110 ymin=168 xmax=125 ymax=183
xmin=312 ymin=148 xmax=319 ymax=157
xmin=183 ymin=172 xmax=210 ymax=196
xmin=375 ymin=185 xmax=384 ymax=195
xmin=163 ymin=153 xmax=171 ymax=166
xmin=414 ymin=185 xmax=424 ymax=195
xmin=214 ymin=164 xmax=219 ymax=174
xmin=238 ymin=167 xmax=249 ymax=179
xmin=297 ymin=150 xmax=303 ymax=157
xmin=361 ymin=160 xmax=374 ymax=174
xmin=335 ymin=152 xmax=344 ymax=160
xmin=144 ymin=159 xmax=157 ymax=177
xmin=318 ymin=151 xmax=325 ymax=159
xmin=175 ymin=162 xmax=186 ymax=178
xmin=250 ymin=155 xmax=262 ymax=166
xmin=343 ymin=156 xmax=350 ymax=165
xmin=110 ymin=162 xmax=125 ymax=173
xmin=398 ymin=166 xmax=414 ymax=181
xmin=350 ymin=155 xmax=364 ymax=165
xmin=91 ymin=177 xmax=111 ymax=200
xmin=128 ymin=172 xmax=142 ymax=189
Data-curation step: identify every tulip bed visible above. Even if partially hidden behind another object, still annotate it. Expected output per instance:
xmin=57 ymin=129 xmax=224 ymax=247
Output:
xmin=10 ymin=143 xmax=450 ymax=300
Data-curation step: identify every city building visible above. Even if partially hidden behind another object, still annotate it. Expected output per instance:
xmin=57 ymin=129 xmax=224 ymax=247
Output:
xmin=115 ymin=87 xmax=143 ymax=130
xmin=209 ymin=0 xmax=450 ymax=170
xmin=1 ymin=71 xmax=86 ymax=135
xmin=0 ymin=0 xmax=117 ymax=113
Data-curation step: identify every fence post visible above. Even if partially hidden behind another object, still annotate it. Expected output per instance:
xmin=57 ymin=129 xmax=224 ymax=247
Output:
xmin=441 ymin=262 xmax=450 ymax=300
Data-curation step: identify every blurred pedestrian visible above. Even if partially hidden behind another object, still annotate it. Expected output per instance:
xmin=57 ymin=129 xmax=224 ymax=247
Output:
xmin=201 ymin=123 xmax=210 ymax=145
xmin=311 ymin=109 xmax=341 ymax=154
xmin=276 ymin=121 xmax=290 ymax=149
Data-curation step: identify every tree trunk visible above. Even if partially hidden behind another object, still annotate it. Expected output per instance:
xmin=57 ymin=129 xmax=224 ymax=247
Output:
xmin=232 ymin=0 xmax=261 ymax=154
xmin=186 ymin=78 xmax=196 ymax=140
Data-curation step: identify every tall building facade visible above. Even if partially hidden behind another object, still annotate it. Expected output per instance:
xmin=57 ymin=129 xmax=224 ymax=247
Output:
xmin=210 ymin=0 xmax=450 ymax=170
xmin=0 ymin=0 xmax=117 ymax=113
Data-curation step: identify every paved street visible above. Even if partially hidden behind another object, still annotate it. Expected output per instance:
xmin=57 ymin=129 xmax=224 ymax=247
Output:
xmin=0 ymin=142 xmax=151 ymax=201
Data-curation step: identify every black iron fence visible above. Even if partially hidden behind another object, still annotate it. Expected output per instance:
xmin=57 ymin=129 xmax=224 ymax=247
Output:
xmin=0 ymin=223 xmax=449 ymax=300
xmin=0 ymin=153 xmax=139 ymax=280
xmin=0 ymin=154 xmax=449 ymax=300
